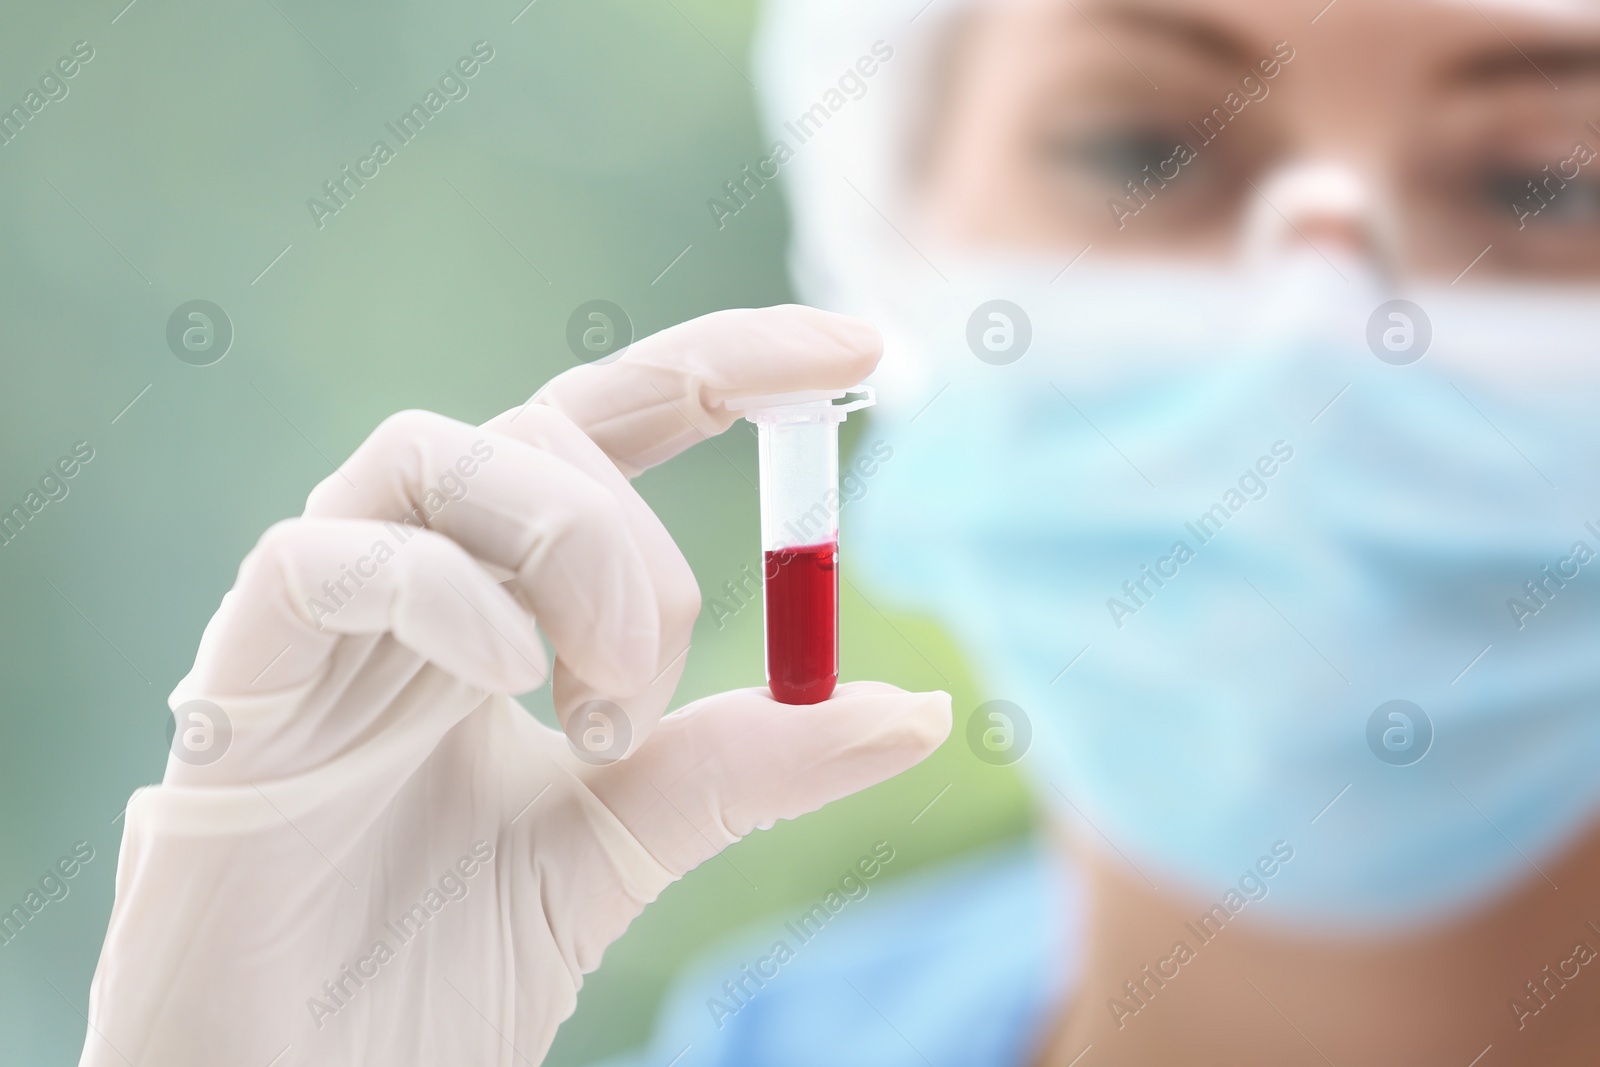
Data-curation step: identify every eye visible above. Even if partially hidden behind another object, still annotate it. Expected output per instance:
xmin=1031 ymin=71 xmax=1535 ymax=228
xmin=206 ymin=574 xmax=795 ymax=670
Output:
xmin=1483 ymin=166 xmax=1600 ymax=226
xmin=1044 ymin=129 xmax=1183 ymax=184
xmin=1537 ymin=179 xmax=1600 ymax=222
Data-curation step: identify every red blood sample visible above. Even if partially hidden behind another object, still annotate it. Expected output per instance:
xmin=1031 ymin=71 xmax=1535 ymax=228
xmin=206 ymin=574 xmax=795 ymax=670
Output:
xmin=763 ymin=540 xmax=838 ymax=704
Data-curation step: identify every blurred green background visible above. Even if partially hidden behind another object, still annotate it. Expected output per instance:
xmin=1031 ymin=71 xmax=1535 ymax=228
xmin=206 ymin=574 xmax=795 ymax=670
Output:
xmin=0 ymin=1 xmax=1032 ymax=1062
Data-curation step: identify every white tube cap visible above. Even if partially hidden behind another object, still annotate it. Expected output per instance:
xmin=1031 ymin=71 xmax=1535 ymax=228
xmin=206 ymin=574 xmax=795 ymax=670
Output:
xmin=726 ymin=386 xmax=876 ymax=424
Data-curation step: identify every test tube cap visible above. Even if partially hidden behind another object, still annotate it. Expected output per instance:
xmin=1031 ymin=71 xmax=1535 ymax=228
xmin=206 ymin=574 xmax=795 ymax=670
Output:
xmin=726 ymin=387 xmax=876 ymax=424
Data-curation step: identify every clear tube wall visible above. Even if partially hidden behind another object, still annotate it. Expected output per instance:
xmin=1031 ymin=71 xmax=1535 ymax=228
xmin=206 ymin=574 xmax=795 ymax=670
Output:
xmin=757 ymin=407 xmax=840 ymax=704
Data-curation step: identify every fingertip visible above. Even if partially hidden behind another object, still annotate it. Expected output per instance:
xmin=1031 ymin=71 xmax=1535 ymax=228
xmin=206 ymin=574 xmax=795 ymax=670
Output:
xmin=826 ymin=312 xmax=885 ymax=371
xmin=913 ymin=689 xmax=954 ymax=747
xmin=500 ymin=641 xmax=552 ymax=696
xmin=801 ymin=682 xmax=953 ymax=754
xmin=831 ymin=681 xmax=951 ymax=716
xmin=876 ymin=687 xmax=952 ymax=753
xmin=776 ymin=305 xmax=883 ymax=378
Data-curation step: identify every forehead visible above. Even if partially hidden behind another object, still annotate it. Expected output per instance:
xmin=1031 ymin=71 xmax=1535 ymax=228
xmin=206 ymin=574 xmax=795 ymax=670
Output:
xmin=974 ymin=0 xmax=1600 ymax=84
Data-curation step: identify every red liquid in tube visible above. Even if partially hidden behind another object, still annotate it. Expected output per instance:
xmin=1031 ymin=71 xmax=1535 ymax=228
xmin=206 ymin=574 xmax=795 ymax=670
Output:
xmin=763 ymin=541 xmax=838 ymax=704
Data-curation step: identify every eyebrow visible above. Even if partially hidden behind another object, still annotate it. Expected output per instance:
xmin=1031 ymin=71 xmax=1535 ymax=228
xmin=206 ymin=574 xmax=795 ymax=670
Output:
xmin=1444 ymin=43 xmax=1600 ymax=86
xmin=1089 ymin=5 xmax=1261 ymax=70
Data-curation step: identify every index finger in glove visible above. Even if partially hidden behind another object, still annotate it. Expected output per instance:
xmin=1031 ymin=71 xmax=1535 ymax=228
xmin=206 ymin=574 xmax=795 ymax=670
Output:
xmin=487 ymin=304 xmax=883 ymax=477
xmin=303 ymin=410 xmax=660 ymax=700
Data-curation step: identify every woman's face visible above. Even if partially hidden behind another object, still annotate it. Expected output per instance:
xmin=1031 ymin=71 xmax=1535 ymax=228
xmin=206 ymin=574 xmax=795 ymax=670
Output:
xmin=921 ymin=0 xmax=1600 ymax=280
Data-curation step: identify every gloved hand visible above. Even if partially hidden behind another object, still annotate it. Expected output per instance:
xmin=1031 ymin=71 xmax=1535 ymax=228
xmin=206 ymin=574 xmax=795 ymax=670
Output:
xmin=78 ymin=305 xmax=951 ymax=1067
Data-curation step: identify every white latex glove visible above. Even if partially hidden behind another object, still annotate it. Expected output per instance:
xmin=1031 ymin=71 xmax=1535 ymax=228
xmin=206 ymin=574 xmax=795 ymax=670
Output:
xmin=78 ymin=305 xmax=951 ymax=1067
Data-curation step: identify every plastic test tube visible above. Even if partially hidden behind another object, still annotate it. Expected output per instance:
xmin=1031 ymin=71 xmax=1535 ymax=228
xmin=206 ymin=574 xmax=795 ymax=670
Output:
xmin=728 ymin=388 xmax=876 ymax=704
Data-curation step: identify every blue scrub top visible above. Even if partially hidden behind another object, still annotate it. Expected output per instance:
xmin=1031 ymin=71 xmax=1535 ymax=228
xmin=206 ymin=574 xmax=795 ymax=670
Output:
xmin=590 ymin=840 xmax=1078 ymax=1067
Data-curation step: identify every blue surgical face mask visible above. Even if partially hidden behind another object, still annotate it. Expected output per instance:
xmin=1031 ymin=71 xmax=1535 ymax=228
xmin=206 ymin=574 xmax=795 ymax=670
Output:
xmin=852 ymin=250 xmax=1600 ymax=928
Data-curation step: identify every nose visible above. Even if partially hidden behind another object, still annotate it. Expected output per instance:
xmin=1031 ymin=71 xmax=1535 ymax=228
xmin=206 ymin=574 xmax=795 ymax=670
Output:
xmin=1240 ymin=161 xmax=1396 ymax=271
